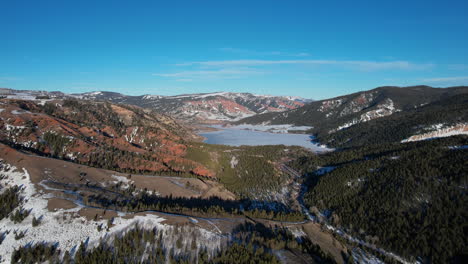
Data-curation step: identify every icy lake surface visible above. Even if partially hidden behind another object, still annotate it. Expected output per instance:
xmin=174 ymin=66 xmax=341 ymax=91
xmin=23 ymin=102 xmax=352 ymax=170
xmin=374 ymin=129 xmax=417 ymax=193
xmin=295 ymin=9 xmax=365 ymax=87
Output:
xmin=199 ymin=125 xmax=329 ymax=152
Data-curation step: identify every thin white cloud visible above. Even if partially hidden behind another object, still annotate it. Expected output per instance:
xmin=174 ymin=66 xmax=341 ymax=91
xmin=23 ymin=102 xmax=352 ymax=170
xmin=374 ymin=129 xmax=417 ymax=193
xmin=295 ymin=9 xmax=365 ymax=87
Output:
xmin=176 ymin=59 xmax=433 ymax=71
xmin=219 ymin=48 xmax=310 ymax=57
xmin=0 ymin=77 xmax=21 ymax=81
xmin=153 ymin=68 xmax=263 ymax=80
xmin=447 ymin=64 xmax=468 ymax=71
xmin=422 ymin=76 xmax=468 ymax=82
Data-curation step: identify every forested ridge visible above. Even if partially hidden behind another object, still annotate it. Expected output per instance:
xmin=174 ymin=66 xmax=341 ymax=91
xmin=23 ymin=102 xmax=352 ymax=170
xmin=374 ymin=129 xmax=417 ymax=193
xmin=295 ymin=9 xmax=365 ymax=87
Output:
xmin=315 ymin=94 xmax=468 ymax=148
xmin=290 ymin=136 xmax=468 ymax=263
xmin=85 ymin=187 xmax=305 ymax=222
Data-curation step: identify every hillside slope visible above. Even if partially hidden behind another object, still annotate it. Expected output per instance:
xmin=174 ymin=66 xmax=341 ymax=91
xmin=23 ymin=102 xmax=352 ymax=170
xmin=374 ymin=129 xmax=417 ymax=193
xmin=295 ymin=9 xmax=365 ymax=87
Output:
xmin=0 ymin=98 xmax=214 ymax=177
xmin=316 ymin=93 xmax=468 ymax=147
xmin=235 ymin=86 xmax=468 ymax=132
xmin=290 ymin=136 xmax=468 ymax=263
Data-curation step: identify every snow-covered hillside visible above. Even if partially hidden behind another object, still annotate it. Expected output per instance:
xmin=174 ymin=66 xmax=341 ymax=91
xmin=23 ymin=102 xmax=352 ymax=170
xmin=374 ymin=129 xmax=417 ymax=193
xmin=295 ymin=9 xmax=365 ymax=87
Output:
xmin=0 ymin=160 xmax=226 ymax=263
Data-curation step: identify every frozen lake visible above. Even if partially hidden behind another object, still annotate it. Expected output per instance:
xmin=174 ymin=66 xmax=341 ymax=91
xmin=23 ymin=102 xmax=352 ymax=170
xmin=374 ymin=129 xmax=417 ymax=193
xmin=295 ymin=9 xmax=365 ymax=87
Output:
xmin=199 ymin=125 xmax=330 ymax=152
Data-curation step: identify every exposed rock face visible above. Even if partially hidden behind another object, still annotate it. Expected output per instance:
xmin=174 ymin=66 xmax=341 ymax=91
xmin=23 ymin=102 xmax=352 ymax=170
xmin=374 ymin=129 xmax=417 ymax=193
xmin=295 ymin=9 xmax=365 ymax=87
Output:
xmin=0 ymin=99 xmax=215 ymax=178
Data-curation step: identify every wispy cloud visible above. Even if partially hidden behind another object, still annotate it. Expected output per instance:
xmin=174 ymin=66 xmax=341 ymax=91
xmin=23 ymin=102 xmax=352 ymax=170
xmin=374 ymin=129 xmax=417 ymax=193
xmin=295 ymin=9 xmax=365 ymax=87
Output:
xmin=176 ymin=59 xmax=433 ymax=71
xmin=447 ymin=64 xmax=468 ymax=71
xmin=219 ymin=48 xmax=310 ymax=57
xmin=152 ymin=68 xmax=264 ymax=80
xmin=422 ymin=76 xmax=468 ymax=82
xmin=0 ymin=77 xmax=21 ymax=82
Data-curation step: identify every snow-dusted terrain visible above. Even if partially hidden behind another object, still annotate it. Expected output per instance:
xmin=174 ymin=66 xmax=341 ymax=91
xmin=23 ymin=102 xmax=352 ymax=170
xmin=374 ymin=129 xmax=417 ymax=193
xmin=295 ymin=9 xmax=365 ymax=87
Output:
xmin=0 ymin=160 xmax=225 ymax=263
xmin=401 ymin=123 xmax=468 ymax=142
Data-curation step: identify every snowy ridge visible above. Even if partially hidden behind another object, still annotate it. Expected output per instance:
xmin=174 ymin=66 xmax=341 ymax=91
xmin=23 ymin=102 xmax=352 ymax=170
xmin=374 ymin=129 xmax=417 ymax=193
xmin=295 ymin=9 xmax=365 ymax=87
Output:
xmin=401 ymin=123 xmax=468 ymax=142
xmin=333 ymin=98 xmax=399 ymax=132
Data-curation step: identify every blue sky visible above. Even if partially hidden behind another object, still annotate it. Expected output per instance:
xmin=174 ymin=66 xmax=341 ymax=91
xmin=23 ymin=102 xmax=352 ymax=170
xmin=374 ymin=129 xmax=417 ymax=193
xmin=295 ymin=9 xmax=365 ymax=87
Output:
xmin=1 ymin=0 xmax=467 ymax=99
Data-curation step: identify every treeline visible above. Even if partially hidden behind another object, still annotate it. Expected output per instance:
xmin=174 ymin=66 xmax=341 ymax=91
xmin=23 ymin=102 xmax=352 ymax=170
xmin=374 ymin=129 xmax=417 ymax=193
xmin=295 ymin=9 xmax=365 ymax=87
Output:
xmin=0 ymin=185 xmax=22 ymax=220
xmin=50 ymin=99 xmax=127 ymax=135
xmin=291 ymin=136 xmax=468 ymax=263
xmin=86 ymin=189 xmax=304 ymax=222
xmin=11 ymin=222 xmax=338 ymax=264
xmin=11 ymin=225 xmax=281 ymax=264
xmin=233 ymin=222 xmax=336 ymax=263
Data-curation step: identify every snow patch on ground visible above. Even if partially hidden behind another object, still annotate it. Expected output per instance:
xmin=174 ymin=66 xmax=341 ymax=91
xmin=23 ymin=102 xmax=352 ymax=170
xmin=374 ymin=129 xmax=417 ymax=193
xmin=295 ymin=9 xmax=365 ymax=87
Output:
xmin=352 ymin=248 xmax=385 ymax=264
xmin=289 ymin=228 xmax=307 ymax=238
xmin=448 ymin=145 xmax=468 ymax=150
xmin=315 ymin=166 xmax=336 ymax=176
xmin=0 ymin=163 xmax=124 ymax=263
xmin=230 ymin=156 xmax=238 ymax=169
xmin=401 ymin=123 xmax=468 ymax=142
xmin=11 ymin=110 xmax=31 ymax=115
xmin=111 ymin=175 xmax=134 ymax=189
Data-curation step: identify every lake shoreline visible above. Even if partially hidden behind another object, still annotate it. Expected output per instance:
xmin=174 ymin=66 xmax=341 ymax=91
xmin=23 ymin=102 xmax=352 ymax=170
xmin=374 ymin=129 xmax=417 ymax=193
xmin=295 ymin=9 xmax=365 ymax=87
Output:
xmin=197 ymin=125 xmax=331 ymax=153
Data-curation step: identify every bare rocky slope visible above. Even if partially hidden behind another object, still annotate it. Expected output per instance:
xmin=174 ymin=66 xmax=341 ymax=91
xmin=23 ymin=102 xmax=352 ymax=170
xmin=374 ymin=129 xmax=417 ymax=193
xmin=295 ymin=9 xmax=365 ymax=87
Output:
xmin=0 ymin=88 xmax=309 ymax=123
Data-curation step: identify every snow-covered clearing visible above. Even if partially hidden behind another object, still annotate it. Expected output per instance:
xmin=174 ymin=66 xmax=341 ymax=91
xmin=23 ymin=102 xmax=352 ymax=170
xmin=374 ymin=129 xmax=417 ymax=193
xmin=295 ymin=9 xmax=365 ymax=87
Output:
xmin=111 ymin=174 xmax=133 ymax=188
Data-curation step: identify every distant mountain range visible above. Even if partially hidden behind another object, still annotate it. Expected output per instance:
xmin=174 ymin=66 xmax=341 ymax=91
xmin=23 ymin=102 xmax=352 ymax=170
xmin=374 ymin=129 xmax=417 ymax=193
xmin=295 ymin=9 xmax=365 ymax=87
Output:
xmin=2 ymin=86 xmax=467 ymax=148
xmin=0 ymin=88 xmax=310 ymax=123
